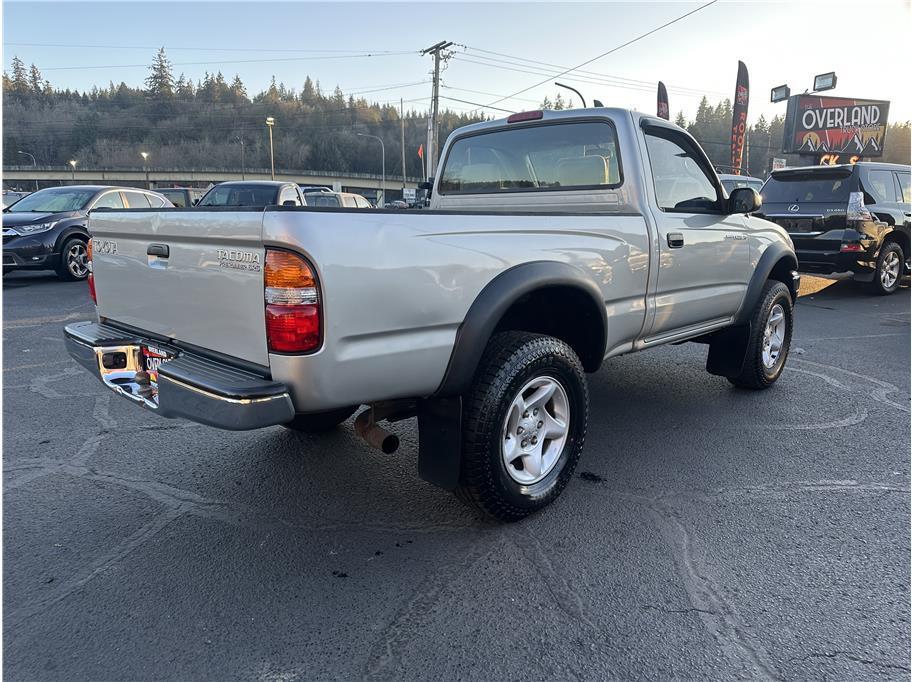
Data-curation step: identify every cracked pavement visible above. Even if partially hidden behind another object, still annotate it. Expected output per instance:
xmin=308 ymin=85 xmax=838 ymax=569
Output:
xmin=3 ymin=271 xmax=910 ymax=680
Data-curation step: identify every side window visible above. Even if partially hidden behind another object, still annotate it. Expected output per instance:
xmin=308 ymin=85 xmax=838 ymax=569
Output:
xmin=279 ymin=187 xmax=301 ymax=205
xmin=896 ymin=172 xmax=910 ymax=204
xmin=147 ymin=194 xmax=166 ymax=208
xmin=92 ymin=192 xmax=125 ymax=209
xmin=643 ymin=130 xmax=720 ymax=213
xmin=864 ymin=170 xmax=897 ymax=204
xmin=356 ymin=196 xmax=370 ymax=208
xmin=342 ymin=195 xmax=357 ymax=208
xmin=123 ymin=191 xmax=150 ymax=208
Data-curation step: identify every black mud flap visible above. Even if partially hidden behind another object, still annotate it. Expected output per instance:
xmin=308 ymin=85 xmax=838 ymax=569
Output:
xmin=706 ymin=324 xmax=751 ymax=379
xmin=417 ymin=396 xmax=462 ymax=490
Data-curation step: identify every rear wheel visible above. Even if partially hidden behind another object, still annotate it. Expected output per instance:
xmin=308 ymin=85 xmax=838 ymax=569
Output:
xmin=868 ymin=241 xmax=903 ymax=295
xmin=56 ymin=237 xmax=89 ymax=281
xmin=282 ymin=406 xmax=357 ymax=433
xmin=455 ymin=331 xmax=589 ymax=521
xmin=728 ymin=280 xmax=793 ymax=390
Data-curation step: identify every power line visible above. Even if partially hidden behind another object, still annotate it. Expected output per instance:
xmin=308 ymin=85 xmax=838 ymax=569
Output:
xmin=6 ymin=42 xmax=415 ymax=55
xmin=438 ymin=96 xmax=515 ymax=114
xmin=459 ymin=45 xmax=727 ymax=97
xmin=483 ymin=0 xmax=720 ymax=108
xmin=38 ymin=51 xmax=417 ymax=72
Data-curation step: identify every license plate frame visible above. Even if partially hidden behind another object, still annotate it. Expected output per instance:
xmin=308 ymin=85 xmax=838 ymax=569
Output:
xmin=141 ymin=344 xmax=175 ymax=382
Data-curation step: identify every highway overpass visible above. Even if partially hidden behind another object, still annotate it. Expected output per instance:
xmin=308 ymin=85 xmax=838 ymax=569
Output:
xmin=2 ymin=165 xmax=423 ymax=199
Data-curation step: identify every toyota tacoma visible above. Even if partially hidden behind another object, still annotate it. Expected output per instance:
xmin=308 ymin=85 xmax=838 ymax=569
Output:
xmin=64 ymin=108 xmax=800 ymax=520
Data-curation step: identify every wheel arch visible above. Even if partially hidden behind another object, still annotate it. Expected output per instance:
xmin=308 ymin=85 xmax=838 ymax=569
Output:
xmin=433 ymin=261 xmax=607 ymax=398
xmin=734 ymin=244 xmax=799 ymax=325
xmin=53 ymin=222 xmax=89 ymax=252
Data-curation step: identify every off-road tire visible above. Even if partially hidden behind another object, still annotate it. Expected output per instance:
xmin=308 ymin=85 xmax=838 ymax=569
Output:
xmin=728 ymin=280 xmax=793 ymax=390
xmin=868 ymin=241 xmax=904 ymax=295
xmin=455 ymin=331 xmax=589 ymax=521
xmin=56 ymin=236 xmax=89 ymax=281
xmin=282 ymin=406 xmax=357 ymax=433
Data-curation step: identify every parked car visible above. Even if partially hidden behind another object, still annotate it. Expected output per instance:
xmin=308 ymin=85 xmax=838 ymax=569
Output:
xmin=197 ymin=181 xmax=304 ymax=207
xmin=718 ymin=173 xmax=764 ymax=195
xmin=64 ymin=107 xmax=799 ymax=520
xmin=384 ymin=200 xmax=409 ymax=209
xmin=157 ymin=187 xmax=204 ymax=208
xmin=756 ymin=162 xmax=910 ymax=295
xmin=302 ymin=191 xmax=372 ymax=208
xmin=2 ymin=190 xmax=31 ymax=209
xmin=3 ymin=185 xmax=171 ymax=281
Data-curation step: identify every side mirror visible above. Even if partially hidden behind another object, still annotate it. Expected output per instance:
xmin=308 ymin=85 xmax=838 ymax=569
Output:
xmin=729 ymin=187 xmax=761 ymax=214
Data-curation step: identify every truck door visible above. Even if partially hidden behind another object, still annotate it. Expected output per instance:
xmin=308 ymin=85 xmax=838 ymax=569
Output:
xmin=640 ymin=124 xmax=750 ymax=339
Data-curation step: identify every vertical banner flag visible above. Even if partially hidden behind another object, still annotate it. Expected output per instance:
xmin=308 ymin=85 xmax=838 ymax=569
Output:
xmin=730 ymin=61 xmax=749 ymax=175
xmin=657 ymin=81 xmax=669 ymax=120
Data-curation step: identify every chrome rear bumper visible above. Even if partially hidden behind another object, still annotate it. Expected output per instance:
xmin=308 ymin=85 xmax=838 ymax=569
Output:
xmin=64 ymin=321 xmax=295 ymax=430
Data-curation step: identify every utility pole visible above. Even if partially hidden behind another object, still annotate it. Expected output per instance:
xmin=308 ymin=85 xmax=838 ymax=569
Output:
xmin=400 ymin=98 xmax=407 ymax=197
xmin=421 ymin=40 xmax=453 ymax=178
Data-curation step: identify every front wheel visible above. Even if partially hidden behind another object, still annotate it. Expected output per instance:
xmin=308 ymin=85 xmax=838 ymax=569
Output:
xmin=56 ymin=237 xmax=89 ymax=281
xmin=868 ymin=241 xmax=904 ymax=295
xmin=455 ymin=331 xmax=589 ymax=521
xmin=728 ymin=280 xmax=793 ymax=390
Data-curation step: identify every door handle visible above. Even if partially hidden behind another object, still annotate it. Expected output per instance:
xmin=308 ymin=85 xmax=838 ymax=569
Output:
xmin=147 ymin=244 xmax=169 ymax=258
xmin=667 ymin=232 xmax=685 ymax=248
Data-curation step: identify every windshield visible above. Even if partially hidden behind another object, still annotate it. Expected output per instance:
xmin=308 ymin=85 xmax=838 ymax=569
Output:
xmin=761 ymin=174 xmax=853 ymax=204
xmin=304 ymin=193 xmax=341 ymax=207
xmin=6 ymin=188 xmax=95 ymax=213
xmin=722 ymin=178 xmax=763 ymax=194
xmin=198 ymin=185 xmax=279 ymax=207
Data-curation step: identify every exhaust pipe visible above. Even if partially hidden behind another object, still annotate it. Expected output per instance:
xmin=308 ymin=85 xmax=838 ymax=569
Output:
xmin=354 ymin=408 xmax=400 ymax=454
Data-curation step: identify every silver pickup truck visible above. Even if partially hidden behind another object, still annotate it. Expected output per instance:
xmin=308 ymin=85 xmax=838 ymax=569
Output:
xmin=64 ymin=108 xmax=799 ymax=520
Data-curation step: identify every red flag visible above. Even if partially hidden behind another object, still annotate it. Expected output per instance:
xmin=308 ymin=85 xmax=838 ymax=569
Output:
xmin=730 ymin=61 xmax=750 ymax=175
xmin=417 ymin=144 xmax=424 ymax=160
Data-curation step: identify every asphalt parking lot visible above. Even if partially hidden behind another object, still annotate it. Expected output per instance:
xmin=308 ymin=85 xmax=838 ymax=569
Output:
xmin=3 ymin=271 xmax=910 ymax=681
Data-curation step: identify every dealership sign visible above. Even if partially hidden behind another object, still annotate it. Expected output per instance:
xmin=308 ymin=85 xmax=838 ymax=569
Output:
xmin=782 ymin=95 xmax=890 ymax=157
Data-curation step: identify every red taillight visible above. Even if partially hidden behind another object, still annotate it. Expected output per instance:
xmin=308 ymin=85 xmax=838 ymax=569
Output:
xmin=507 ymin=110 xmax=543 ymax=124
xmin=840 ymin=243 xmax=864 ymax=252
xmin=264 ymin=249 xmax=321 ymax=353
xmin=86 ymin=239 xmax=97 ymax=304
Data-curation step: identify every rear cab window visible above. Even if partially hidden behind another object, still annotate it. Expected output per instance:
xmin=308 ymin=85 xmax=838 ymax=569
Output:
xmin=438 ymin=120 xmax=622 ymax=195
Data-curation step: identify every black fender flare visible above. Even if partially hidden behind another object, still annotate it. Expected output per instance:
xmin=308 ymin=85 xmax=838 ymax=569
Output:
xmin=53 ymin=223 xmax=89 ymax=253
xmin=733 ymin=244 xmax=798 ymax=326
xmin=433 ymin=260 xmax=608 ymax=398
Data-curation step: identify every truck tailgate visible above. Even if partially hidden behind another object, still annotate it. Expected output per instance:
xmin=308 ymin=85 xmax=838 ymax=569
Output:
xmin=89 ymin=209 xmax=270 ymax=367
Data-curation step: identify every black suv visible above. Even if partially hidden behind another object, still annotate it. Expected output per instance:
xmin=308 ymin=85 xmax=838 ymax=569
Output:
xmin=756 ymin=163 xmax=910 ymax=294
xmin=2 ymin=185 xmax=171 ymax=281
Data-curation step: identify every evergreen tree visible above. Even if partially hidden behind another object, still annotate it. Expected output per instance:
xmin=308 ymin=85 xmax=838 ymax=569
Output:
xmin=145 ymin=47 xmax=174 ymax=98
xmin=9 ymin=56 xmax=29 ymax=95
xmin=28 ymin=63 xmax=45 ymax=95
xmin=229 ymin=74 xmax=247 ymax=103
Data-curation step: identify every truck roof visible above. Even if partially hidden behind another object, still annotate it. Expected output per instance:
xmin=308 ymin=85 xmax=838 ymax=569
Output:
xmin=451 ymin=107 xmax=679 ymax=137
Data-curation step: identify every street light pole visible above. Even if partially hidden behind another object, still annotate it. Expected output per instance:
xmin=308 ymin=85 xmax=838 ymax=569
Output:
xmin=68 ymin=159 xmax=77 ymax=183
xmin=17 ymin=151 xmax=39 ymax=192
xmin=265 ymin=117 xmax=276 ymax=180
xmin=357 ymin=133 xmax=385 ymax=207
xmin=140 ymin=151 xmax=150 ymax=189
xmin=554 ymin=82 xmax=587 ymax=108
xmin=236 ymin=137 xmax=246 ymax=180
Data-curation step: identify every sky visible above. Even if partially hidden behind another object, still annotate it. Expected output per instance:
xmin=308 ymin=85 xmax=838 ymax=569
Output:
xmin=4 ymin=0 xmax=911 ymax=125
